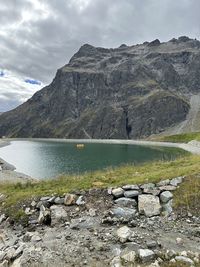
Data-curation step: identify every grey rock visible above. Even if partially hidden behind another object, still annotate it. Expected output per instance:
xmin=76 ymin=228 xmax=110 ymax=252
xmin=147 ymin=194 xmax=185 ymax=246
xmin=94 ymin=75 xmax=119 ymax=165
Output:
xmin=40 ymin=196 xmax=50 ymax=201
xmin=76 ymin=196 xmax=85 ymax=205
xmin=138 ymin=195 xmax=161 ymax=217
xmin=111 ymin=207 xmax=137 ymax=220
xmin=146 ymin=240 xmax=158 ymax=249
xmin=116 ymin=226 xmax=132 ymax=243
xmin=50 ymin=205 xmax=68 ymax=224
xmin=121 ymin=251 xmax=136 ymax=262
xmin=112 ymin=188 xmax=124 ymax=198
xmin=31 ymin=235 xmax=42 ymax=242
xmin=156 ymin=179 xmax=170 ymax=187
xmin=54 ymin=197 xmax=64 ymax=205
xmin=160 ymin=191 xmax=173 ymax=203
xmin=170 ymin=176 xmax=183 ymax=186
xmin=70 ymin=216 xmax=99 ymax=229
xmin=122 ymin=184 xmax=140 ymax=190
xmin=38 ymin=205 xmax=51 ymax=225
xmin=124 ymin=190 xmax=140 ymax=198
xmin=110 ymin=256 xmax=122 ymax=267
xmin=138 ymin=249 xmax=155 ymax=262
xmin=143 ymin=189 xmax=161 ymax=196
xmin=162 ymin=199 xmax=173 ymax=215
xmin=114 ymin=197 xmax=137 ymax=207
xmin=175 ymin=256 xmax=194 ymax=265
xmin=88 ymin=208 xmax=96 ymax=217
xmin=159 ymin=185 xmax=176 ymax=191
xmin=140 ymin=183 xmax=156 ymax=190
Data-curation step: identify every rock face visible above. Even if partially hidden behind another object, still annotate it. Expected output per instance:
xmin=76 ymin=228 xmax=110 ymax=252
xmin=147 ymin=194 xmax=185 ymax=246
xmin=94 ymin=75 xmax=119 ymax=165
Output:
xmin=2 ymin=36 xmax=200 ymax=138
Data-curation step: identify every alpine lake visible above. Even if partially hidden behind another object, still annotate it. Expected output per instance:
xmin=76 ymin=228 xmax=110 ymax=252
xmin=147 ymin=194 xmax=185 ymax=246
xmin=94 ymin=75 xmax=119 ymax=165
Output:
xmin=0 ymin=140 xmax=188 ymax=179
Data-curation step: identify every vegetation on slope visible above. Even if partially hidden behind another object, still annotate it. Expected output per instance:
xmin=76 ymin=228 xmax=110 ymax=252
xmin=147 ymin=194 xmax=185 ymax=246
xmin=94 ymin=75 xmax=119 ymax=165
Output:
xmin=155 ymin=132 xmax=200 ymax=143
xmin=0 ymin=155 xmax=200 ymax=213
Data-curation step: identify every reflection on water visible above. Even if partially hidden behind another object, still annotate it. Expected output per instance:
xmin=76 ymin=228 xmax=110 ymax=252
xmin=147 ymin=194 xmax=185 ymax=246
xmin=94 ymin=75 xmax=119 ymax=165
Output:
xmin=0 ymin=140 xmax=188 ymax=179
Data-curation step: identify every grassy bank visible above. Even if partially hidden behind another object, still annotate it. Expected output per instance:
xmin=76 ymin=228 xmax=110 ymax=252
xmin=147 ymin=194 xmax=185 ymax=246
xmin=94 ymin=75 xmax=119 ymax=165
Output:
xmin=155 ymin=132 xmax=200 ymax=143
xmin=1 ymin=154 xmax=200 ymax=210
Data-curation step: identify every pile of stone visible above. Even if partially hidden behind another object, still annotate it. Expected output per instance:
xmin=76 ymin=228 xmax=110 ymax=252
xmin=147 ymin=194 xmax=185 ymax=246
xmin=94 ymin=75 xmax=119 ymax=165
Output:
xmin=110 ymin=176 xmax=184 ymax=218
xmin=112 ymin=225 xmax=200 ymax=266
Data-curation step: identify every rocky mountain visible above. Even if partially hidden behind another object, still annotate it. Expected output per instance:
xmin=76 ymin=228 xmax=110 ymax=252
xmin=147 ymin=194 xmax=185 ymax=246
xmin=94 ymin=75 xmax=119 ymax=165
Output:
xmin=1 ymin=36 xmax=200 ymax=139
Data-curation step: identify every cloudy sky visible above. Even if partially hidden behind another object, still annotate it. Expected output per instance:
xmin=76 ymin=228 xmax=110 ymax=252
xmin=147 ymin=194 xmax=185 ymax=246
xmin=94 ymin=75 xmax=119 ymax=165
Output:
xmin=0 ymin=0 xmax=199 ymax=112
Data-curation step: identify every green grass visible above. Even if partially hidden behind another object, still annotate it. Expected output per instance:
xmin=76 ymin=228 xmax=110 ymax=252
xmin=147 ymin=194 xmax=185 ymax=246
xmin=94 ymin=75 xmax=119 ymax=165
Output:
xmin=1 ymin=154 xmax=200 ymax=211
xmin=173 ymin=174 xmax=200 ymax=215
xmin=155 ymin=132 xmax=200 ymax=143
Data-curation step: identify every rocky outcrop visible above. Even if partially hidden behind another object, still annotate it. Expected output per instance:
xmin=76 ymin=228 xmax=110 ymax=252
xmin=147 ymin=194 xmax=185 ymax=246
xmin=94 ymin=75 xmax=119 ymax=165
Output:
xmin=2 ymin=37 xmax=200 ymax=138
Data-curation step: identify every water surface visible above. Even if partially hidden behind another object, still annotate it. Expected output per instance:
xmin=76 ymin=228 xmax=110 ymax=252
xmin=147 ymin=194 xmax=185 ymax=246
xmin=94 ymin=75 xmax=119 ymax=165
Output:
xmin=0 ymin=140 xmax=187 ymax=179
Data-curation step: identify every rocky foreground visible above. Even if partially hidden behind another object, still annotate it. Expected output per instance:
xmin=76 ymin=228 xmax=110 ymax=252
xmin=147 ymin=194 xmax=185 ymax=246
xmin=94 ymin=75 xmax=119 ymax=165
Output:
xmin=0 ymin=177 xmax=199 ymax=267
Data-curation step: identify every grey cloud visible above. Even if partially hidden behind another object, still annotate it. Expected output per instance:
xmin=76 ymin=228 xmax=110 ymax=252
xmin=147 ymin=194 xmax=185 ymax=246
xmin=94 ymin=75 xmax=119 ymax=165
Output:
xmin=0 ymin=0 xmax=200 ymax=111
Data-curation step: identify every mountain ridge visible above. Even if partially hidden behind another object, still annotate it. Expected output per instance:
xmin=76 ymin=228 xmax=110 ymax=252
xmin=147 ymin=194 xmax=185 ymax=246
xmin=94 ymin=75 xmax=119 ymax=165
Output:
xmin=0 ymin=36 xmax=200 ymax=138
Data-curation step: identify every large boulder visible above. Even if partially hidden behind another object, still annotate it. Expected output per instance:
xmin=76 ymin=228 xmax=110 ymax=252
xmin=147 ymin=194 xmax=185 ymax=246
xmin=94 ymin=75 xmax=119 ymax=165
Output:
xmin=138 ymin=195 xmax=161 ymax=217
xmin=50 ymin=205 xmax=68 ymax=225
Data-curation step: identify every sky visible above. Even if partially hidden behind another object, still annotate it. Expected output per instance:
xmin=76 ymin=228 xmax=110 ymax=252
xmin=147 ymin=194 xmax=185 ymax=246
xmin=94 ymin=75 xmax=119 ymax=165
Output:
xmin=0 ymin=0 xmax=200 ymax=112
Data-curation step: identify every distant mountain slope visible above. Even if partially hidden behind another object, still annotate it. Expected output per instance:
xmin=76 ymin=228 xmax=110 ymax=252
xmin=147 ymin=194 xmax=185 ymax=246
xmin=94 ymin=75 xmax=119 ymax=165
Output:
xmin=1 ymin=36 xmax=200 ymax=139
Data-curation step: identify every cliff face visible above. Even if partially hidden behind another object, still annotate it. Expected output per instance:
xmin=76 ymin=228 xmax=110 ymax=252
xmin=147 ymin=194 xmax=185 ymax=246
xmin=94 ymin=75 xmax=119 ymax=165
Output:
xmin=1 ymin=36 xmax=200 ymax=139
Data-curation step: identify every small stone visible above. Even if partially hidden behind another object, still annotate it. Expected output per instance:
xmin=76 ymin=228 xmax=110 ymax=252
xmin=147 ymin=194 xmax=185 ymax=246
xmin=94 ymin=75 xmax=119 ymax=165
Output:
xmin=156 ymin=179 xmax=170 ymax=187
xmin=31 ymin=235 xmax=42 ymax=242
xmin=110 ymin=256 xmax=122 ymax=267
xmin=176 ymin=237 xmax=184 ymax=245
xmin=138 ymin=249 xmax=155 ymax=263
xmin=159 ymin=185 xmax=176 ymax=191
xmin=54 ymin=197 xmax=64 ymax=204
xmin=64 ymin=194 xmax=77 ymax=205
xmin=76 ymin=196 xmax=85 ymax=205
xmin=162 ymin=199 xmax=173 ymax=215
xmin=122 ymin=184 xmax=140 ymax=190
xmin=140 ymin=183 xmax=155 ymax=190
xmin=170 ymin=176 xmax=183 ymax=186
xmin=146 ymin=240 xmax=158 ymax=249
xmin=121 ymin=251 xmax=136 ymax=262
xmin=175 ymin=256 xmax=194 ymax=265
xmin=116 ymin=226 xmax=132 ymax=243
xmin=114 ymin=197 xmax=137 ymax=207
xmin=160 ymin=191 xmax=173 ymax=203
xmin=88 ymin=208 xmax=96 ymax=217
xmin=143 ymin=189 xmax=160 ymax=196
xmin=124 ymin=190 xmax=140 ymax=198
xmin=30 ymin=200 xmax=37 ymax=207
xmin=40 ymin=196 xmax=50 ymax=201
xmin=112 ymin=188 xmax=124 ymax=198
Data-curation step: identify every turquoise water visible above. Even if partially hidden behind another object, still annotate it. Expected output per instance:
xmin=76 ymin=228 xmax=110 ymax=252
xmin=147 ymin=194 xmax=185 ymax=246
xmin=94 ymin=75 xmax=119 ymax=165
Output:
xmin=0 ymin=140 xmax=187 ymax=179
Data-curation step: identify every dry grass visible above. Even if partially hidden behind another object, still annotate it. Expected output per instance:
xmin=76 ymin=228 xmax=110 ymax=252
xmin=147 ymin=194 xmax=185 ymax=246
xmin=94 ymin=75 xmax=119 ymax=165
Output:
xmin=0 ymin=154 xmax=200 ymax=210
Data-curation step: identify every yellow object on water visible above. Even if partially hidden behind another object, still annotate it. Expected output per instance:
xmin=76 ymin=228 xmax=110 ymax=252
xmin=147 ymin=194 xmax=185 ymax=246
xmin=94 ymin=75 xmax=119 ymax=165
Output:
xmin=76 ymin=144 xmax=85 ymax=148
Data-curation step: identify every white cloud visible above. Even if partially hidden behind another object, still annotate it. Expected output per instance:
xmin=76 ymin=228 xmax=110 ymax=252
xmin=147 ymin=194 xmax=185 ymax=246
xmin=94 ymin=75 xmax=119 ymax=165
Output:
xmin=0 ymin=70 xmax=43 ymax=112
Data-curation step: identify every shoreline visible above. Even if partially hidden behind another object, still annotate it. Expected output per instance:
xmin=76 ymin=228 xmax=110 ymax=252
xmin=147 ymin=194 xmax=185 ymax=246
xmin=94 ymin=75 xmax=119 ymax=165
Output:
xmin=0 ymin=138 xmax=200 ymax=184
xmin=0 ymin=140 xmax=38 ymax=183
xmin=6 ymin=137 xmax=200 ymax=155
